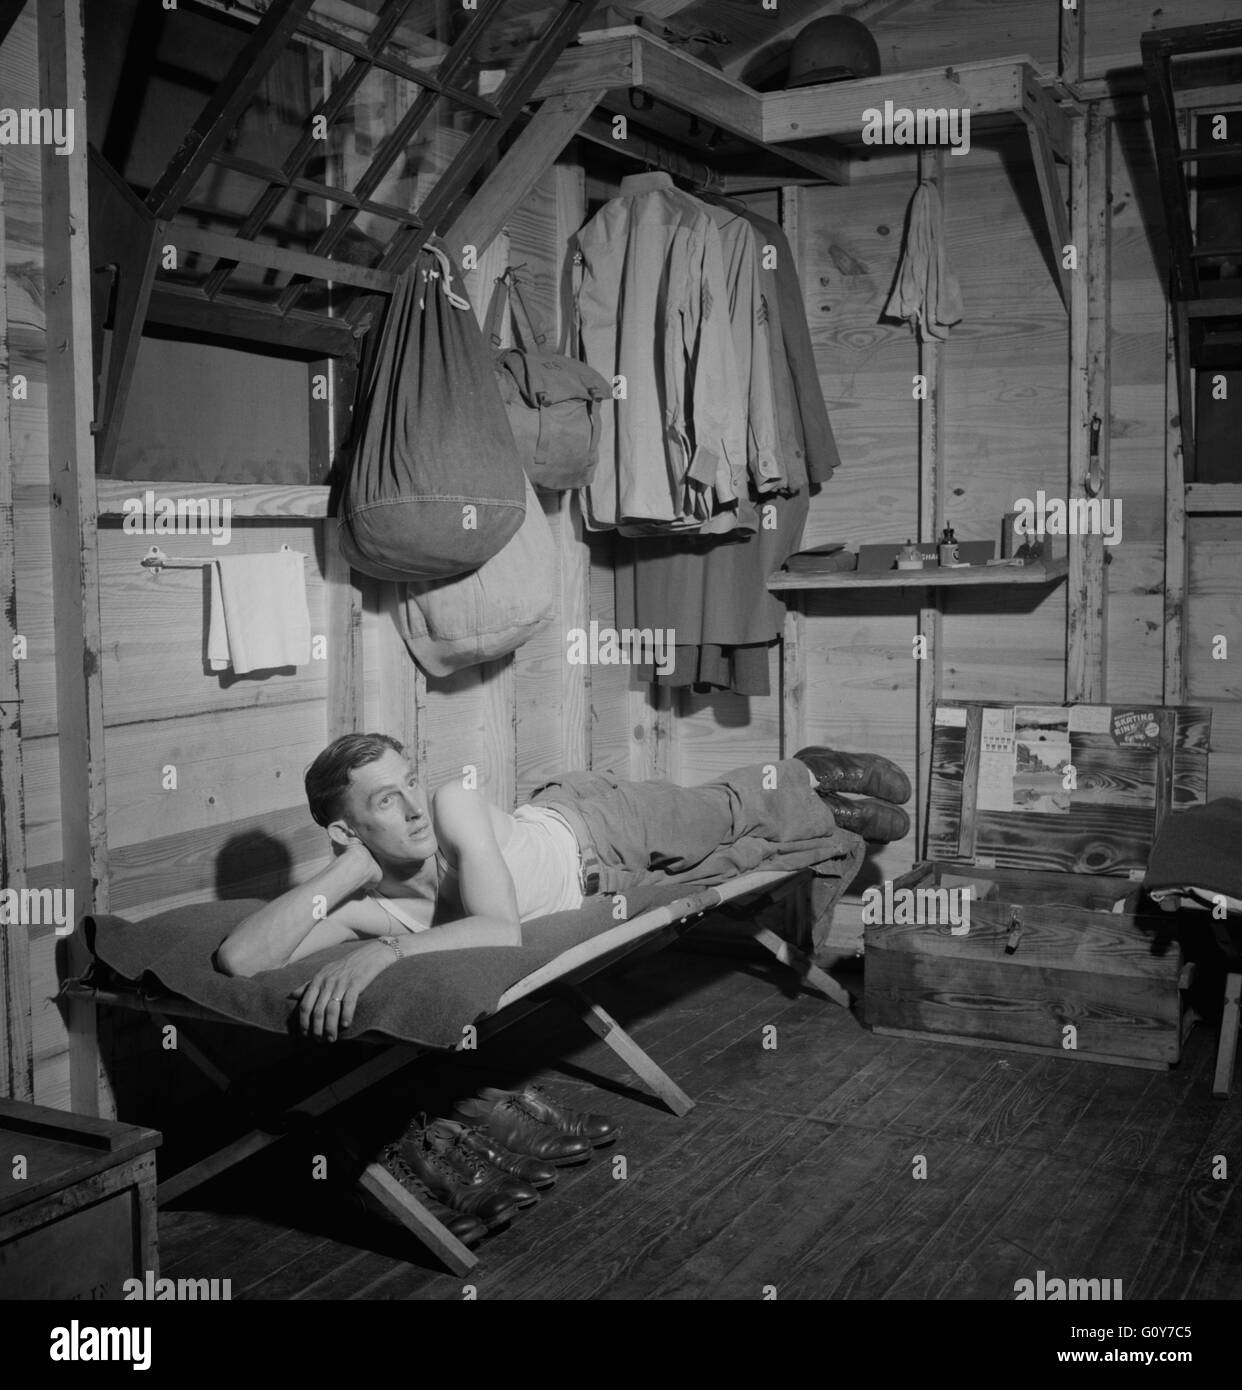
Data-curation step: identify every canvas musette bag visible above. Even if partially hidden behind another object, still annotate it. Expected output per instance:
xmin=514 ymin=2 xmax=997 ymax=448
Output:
xmin=484 ymin=268 xmax=609 ymax=493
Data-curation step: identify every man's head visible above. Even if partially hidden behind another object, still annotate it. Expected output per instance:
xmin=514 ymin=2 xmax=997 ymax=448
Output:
xmin=304 ymin=733 xmax=436 ymax=867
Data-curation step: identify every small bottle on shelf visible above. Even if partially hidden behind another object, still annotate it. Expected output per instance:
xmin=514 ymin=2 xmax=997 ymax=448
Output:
xmin=896 ymin=539 xmax=924 ymax=570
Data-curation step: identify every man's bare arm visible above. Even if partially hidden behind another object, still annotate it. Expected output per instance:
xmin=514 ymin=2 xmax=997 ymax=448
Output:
xmin=215 ymin=843 xmax=383 ymax=977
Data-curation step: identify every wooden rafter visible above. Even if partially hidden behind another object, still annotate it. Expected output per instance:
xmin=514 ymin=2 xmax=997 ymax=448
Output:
xmin=445 ymin=89 xmax=605 ymax=259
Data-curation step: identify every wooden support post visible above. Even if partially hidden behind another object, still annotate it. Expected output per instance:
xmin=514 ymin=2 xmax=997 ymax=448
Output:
xmin=1214 ymin=971 xmax=1241 ymax=1098
xmin=1067 ymin=106 xmax=1108 ymax=702
xmin=629 ymin=680 xmax=675 ymax=783
xmin=325 ymin=364 xmax=364 ymax=741
xmin=38 ymin=0 xmax=110 ymax=1117
xmin=916 ymin=149 xmax=944 ymax=862
xmin=462 ymin=231 xmax=518 ymax=812
xmin=0 ymin=158 xmax=33 ymax=1102
xmin=444 ymin=90 xmax=606 ymax=262
xmin=568 ymin=985 xmax=695 ymax=1116
xmin=1164 ymin=304 xmax=1187 ymax=705
xmin=751 ymin=926 xmax=853 ymax=1010
xmin=778 ymin=185 xmax=807 ymax=764
xmin=1058 ymin=0 xmax=1083 ymax=86
xmin=779 ymin=185 xmax=811 ymax=948
xmin=555 ymin=164 xmax=591 ymax=773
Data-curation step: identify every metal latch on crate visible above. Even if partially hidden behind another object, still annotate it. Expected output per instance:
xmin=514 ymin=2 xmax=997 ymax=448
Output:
xmin=1004 ymin=907 xmax=1024 ymax=956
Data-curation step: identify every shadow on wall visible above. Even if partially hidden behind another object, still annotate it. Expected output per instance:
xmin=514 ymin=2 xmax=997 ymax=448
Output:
xmin=215 ymin=831 xmax=294 ymax=902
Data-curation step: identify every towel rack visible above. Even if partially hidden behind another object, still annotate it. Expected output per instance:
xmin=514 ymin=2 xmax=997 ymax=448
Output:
xmin=139 ymin=546 xmax=205 ymax=573
xmin=139 ymin=543 xmax=298 ymax=573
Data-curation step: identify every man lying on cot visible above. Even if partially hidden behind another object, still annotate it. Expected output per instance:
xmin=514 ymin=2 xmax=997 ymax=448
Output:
xmin=215 ymin=733 xmax=911 ymax=1040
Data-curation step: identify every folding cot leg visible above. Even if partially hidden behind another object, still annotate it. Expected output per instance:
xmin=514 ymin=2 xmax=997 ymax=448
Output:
xmin=354 ymin=1155 xmax=478 ymax=1276
xmin=1213 ymin=970 xmax=1241 ymax=1099
xmin=566 ymin=985 xmax=695 ymax=1116
xmin=150 ymin=1012 xmax=285 ymax=1204
xmin=750 ymin=926 xmax=854 ymax=1009
xmin=159 ymin=1129 xmax=284 ymax=1205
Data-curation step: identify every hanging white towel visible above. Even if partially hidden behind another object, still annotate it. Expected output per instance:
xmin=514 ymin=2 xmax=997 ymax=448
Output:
xmin=208 ymin=547 xmax=311 ymax=674
xmin=884 ymin=182 xmax=964 ymax=342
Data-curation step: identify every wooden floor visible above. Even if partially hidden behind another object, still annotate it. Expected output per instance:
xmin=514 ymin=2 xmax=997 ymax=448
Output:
xmin=158 ymin=946 xmax=1242 ymax=1300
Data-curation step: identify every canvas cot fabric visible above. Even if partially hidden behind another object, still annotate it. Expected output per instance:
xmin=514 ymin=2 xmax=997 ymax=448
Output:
xmin=82 ymin=889 xmax=702 ymax=1051
xmin=80 ymin=764 xmax=864 ymax=1050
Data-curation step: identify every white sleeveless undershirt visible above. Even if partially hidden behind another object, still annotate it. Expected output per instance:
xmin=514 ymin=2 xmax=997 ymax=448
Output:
xmin=372 ymin=804 xmax=583 ymax=930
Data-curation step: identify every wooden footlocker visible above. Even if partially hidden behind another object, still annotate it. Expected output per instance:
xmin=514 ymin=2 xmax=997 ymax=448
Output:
xmin=865 ymin=701 xmax=1211 ymax=1069
xmin=0 ymin=1099 xmax=160 ymax=1300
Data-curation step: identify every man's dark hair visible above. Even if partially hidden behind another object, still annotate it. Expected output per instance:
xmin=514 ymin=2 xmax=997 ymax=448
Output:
xmin=305 ymin=732 xmax=406 ymax=828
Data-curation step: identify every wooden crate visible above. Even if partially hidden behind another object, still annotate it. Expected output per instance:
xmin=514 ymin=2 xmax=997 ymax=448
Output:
xmin=865 ymin=701 xmax=1211 ymax=1069
xmin=0 ymin=1099 xmax=160 ymax=1300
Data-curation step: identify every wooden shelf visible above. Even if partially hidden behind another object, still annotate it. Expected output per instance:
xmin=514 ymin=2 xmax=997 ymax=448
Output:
xmin=768 ymin=557 xmax=1070 ymax=592
xmin=762 ymin=53 xmax=1074 ymax=158
xmin=536 ymin=26 xmax=849 ymax=185
xmin=1186 ymin=483 xmax=1242 ymax=514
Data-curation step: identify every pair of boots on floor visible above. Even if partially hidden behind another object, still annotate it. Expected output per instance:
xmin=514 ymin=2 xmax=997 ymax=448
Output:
xmin=378 ymin=1084 xmax=619 ymax=1246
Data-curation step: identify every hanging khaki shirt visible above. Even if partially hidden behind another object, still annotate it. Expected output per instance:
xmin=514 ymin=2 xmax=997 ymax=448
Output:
xmin=576 ymin=171 xmax=748 ymax=532
xmin=704 ymin=203 xmax=785 ymax=495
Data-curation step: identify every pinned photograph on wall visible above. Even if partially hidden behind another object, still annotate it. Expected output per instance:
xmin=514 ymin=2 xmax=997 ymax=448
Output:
xmin=978 ymin=706 xmax=1072 ymax=814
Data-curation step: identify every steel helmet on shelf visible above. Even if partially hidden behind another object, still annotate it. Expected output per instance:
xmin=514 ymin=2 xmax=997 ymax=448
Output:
xmin=785 ymin=14 xmax=881 ymax=87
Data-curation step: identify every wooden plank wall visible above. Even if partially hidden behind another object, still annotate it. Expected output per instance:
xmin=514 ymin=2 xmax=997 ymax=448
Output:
xmin=770 ymin=139 xmax=1069 ymax=886
xmin=4 ymin=6 xmax=70 ymax=1109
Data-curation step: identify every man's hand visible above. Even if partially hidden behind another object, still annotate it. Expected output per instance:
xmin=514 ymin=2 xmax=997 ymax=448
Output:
xmin=292 ymin=941 xmax=396 ymax=1042
xmin=335 ymin=839 xmax=384 ymax=889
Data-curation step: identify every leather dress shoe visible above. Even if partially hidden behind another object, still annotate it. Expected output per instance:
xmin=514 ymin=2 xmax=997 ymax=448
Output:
xmin=453 ymin=1094 xmax=592 ymax=1166
xmin=373 ymin=1142 xmax=488 ymax=1246
xmin=818 ymin=791 xmax=910 ymax=843
xmin=794 ymin=747 xmax=912 ymax=804
xmin=433 ymin=1117 xmax=558 ymax=1191
xmin=477 ymin=1084 xmax=619 ymax=1147
xmin=425 ymin=1118 xmax=540 ymax=1208
xmin=395 ymin=1121 xmax=519 ymax=1229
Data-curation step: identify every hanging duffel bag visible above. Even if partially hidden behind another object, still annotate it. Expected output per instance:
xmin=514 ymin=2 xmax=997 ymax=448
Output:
xmin=395 ymin=471 xmax=556 ymax=676
xmin=485 ymin=267 xmax=610 ymax=493
xmin=339 ymin=241 xmax=526 ymax=583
